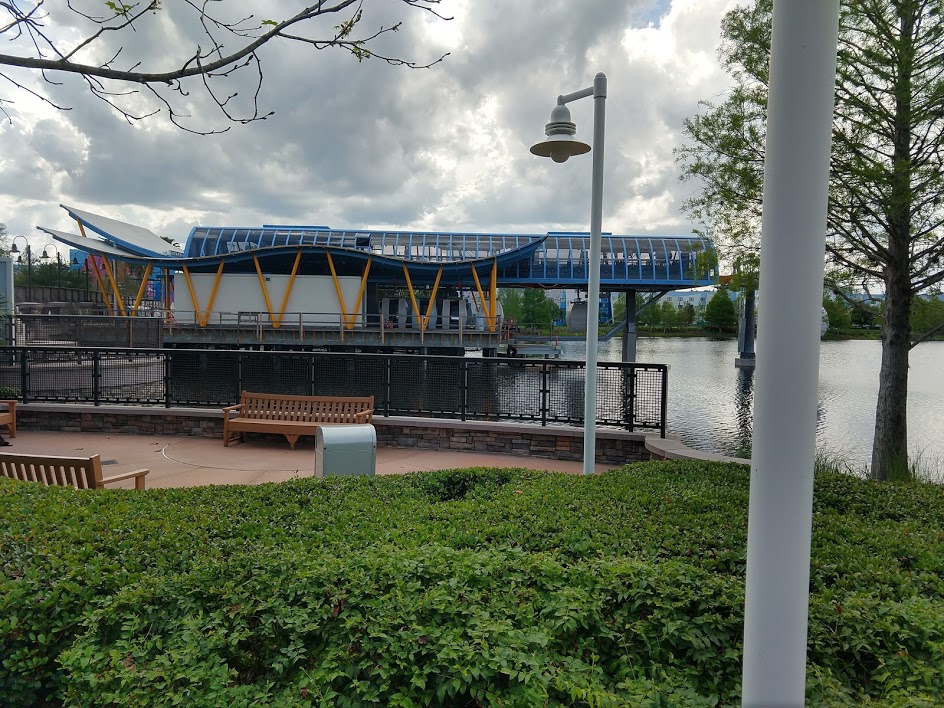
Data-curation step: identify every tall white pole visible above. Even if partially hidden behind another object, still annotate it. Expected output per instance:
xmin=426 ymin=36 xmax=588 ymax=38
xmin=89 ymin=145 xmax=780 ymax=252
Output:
xmin=742 ymin=2 xmax=840 ymax=706
xmin=583 ymin=72 xmax=606 ymax=476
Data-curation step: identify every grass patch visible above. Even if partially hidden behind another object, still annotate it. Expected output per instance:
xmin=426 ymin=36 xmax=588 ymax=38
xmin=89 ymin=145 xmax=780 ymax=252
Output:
xmin=2 ymin=462 xmax=943 ymax=706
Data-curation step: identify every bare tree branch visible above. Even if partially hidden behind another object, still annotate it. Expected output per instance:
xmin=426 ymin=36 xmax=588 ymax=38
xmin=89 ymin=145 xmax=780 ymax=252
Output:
xmin=0 ymin=1 xmax=450 ymax=131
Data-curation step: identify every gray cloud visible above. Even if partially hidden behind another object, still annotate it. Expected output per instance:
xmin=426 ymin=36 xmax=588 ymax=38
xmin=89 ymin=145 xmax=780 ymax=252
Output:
xmin=0 ymin=0 xmax=737 ymax=249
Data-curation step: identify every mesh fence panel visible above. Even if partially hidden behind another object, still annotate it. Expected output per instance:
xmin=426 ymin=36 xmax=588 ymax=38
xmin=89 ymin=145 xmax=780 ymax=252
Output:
xmin=98 ymin=351 xmax=165 ymax=404
xmin=632 ymin=366 xmax=665 ymax=429
xmin=545 ymin=363 xmax=587 ymax=424
xmin=167 ymin=350 xmax=238 ymax=406
xmin=240 ymin=353 xmax=310 ymax=396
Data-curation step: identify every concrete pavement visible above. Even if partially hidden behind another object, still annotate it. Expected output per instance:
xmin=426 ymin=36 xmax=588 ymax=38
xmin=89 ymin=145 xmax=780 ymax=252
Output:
xmin=2 ymin=430 xmax=614 ymax=489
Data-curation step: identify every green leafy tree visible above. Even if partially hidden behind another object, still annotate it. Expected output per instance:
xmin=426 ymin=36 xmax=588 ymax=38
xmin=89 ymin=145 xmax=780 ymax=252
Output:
xmin=497 ymin=289 xmax=523 ymax=324
xmin=681 ymin=302 xmax=697 ymax=326
xmin=659 ymin=301 xmax=679 ymax=328
xmin=911 ymin=292 xmax=944 ymax=340
xmin=676 ymin=0 xmax=944 ymax=480
xmin=704 ymin=289 xmax=737 ymax=332
xmin=823 ymin=293 xmax=853 ymax=332
xmin=637 ymin=293 xmax=662 ymax=327
xmin=0 ymin=2 xmax=447 ymax=133
xmin=520 ymin=289 xmax=559 ymax=328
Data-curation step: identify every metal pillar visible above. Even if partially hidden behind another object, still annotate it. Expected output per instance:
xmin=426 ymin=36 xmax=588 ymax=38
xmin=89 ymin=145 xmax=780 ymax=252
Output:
xmin=622 ymin=289 xmax=637 ymax=362
xmin=736 ymin=289 xmax=757 ymax=368
xmin=741 ymin=1 xmax=840 ymax=706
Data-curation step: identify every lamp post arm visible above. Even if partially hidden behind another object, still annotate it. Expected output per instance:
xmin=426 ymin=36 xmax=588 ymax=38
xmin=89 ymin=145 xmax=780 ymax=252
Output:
xmin=557 ymin=86 xmax=594 ymax=105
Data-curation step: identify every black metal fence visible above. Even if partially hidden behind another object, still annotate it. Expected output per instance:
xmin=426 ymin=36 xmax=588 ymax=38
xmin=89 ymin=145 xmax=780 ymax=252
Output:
xmin=0 ymin=347 xmax=668 ymax=434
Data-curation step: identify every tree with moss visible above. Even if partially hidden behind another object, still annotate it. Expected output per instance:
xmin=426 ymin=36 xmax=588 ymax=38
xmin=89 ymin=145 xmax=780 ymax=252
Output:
xmin=677 ymin=0 xmax=944 ymax=480
xmin=0 ymin=1 xmax=447 ymax=133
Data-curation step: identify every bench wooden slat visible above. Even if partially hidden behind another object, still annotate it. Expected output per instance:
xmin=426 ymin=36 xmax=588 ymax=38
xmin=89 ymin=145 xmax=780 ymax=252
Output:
xmin=222 ymin=392 xmax=374 ymax=449
xmin=0 ymin=453 xmax=148 ymax=490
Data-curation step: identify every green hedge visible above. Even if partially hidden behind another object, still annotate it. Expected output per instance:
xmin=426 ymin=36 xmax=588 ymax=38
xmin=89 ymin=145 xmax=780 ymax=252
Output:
xmin=1 ymin=462 xmax=942 ymax=706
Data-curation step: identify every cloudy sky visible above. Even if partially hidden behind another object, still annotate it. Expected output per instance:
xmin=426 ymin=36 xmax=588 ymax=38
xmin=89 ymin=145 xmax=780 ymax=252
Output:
xmin=0 ymin=0 xmax=740 ymax=251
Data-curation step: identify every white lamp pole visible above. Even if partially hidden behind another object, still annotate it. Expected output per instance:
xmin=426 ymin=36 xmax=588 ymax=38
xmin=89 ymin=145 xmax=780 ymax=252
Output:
xmin=742 ymin=1 xmax=840 ymax=705
xmin=531 ymin=72 xmax=606 ymax=476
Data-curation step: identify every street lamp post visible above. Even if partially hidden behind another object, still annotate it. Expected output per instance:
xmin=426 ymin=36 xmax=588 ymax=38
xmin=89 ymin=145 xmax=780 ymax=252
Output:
xmin=10 ymin=237 xmax=33 ymax=303
xmin=531 ymin=72 xmax=606 ymax=476
xmin=42 ymin=244 xmax=63 ymax=298
xmin=73 ymin=256 xmax=91 ymax=301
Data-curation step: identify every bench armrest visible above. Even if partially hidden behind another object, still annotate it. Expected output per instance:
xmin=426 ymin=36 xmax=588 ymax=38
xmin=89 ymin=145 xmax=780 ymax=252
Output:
xmin=101 ymin=468 xmax=149 ymax=490
xmin=355 ymin=409 xmax=374 ymax=423
xmin=0 ymin=400 xmax=16 ymax=411
xmin=222 ymin=404 xmax=242 ymax=414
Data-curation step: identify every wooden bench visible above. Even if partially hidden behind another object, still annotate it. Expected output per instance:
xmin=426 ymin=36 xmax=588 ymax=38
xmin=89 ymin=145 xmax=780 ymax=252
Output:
xmin=222 ymin=392 xmax=374 ymax=450
xmin=0 ymin=453 xmax=148 ymax=490
xmin=0 ymin=399 xmax=16 ymax=439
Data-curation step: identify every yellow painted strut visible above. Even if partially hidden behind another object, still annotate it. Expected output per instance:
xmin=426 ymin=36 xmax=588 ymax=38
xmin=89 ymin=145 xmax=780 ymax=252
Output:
xmin=130 ymin=263 xmax=154 ymax=315
xmin=402 ymin=264 xmax=423 ymax=332
xmin=100 ymin=257 xmax=127 ymax=317
xmin=252 ymin=255 xmax=277 ymax=328
xmin=422 ymin=266 xmax=443 ymax=330
xmin=274 ymin=250 xmax=303 ymax=327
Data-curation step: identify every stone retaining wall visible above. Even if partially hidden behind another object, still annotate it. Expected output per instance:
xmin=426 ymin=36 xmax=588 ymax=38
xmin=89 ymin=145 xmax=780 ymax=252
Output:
xmin=14 ymin=404 xmax=656 ymax=465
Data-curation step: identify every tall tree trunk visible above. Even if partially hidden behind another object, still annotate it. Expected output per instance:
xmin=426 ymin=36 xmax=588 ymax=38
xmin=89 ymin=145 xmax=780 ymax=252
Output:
xmin=872 ymin=3 xmax=915 ymax=481
xmin=871 ymin=268 xmax=912 ymax=480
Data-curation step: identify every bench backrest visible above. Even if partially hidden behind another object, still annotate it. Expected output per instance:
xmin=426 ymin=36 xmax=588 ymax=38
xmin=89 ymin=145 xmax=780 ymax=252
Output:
xmin=239 ymin=392 xmax=374 ymax=423
xmin=0 ymin=453 xmax=104 ymax=489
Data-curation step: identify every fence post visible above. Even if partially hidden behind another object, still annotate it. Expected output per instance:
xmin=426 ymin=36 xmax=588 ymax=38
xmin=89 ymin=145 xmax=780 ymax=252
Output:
xmin=460 ymin=359 xmax=468 ymax=421
xmin=660 ymin=365 xmax=668 ymax=439
xmin=19 ymin=349 xmax=28 ymax=404
xmin=163 ymin=351 xmax=171 ymax=408
xmin=92 ymin=350 xmax=101 ymax=407
xmin=541 ymin=362 xmax=549 ymax=427
xmin=307 ymin=352 xmax=315 ymax=397
xmin=384 ymin=355 xmax=392 ymax=417
xmin=235 ymin=351 xmax=243 ymax=403
xmin=626 ymin=365 xmax=636 ymax=432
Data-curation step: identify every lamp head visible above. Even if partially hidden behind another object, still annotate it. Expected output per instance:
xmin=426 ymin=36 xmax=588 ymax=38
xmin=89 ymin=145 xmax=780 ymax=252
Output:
xmin=10 ymin=243 xmax=18 ymax=254
xmin=530 ymin=103 xmax=591 ymax=164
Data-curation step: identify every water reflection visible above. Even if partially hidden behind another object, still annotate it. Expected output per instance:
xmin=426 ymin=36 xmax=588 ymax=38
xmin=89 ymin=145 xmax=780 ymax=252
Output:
xmin=734 ymin=367 xmax=754 ymax=458
xmin=559 ymin=337 xmax=944 ymax=468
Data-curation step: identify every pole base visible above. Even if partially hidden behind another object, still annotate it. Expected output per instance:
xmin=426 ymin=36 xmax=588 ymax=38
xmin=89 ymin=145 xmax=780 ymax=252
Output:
xmin=735 ymin=356 xmax=757 ymax=368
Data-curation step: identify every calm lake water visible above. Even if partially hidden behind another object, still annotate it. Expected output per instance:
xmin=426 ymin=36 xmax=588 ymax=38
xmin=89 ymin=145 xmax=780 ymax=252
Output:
xmin=557 ymin=337 xmax=944 ymax=469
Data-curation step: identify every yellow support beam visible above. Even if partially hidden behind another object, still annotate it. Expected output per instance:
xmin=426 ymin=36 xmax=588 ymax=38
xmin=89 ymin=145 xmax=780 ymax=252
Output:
xmin=252 ymin=255 xmax=277 ymax=328
xmin=100 ymin=257 xmax=127 ymax=317
xmin=470 ymin=266 xmax=489 ymax=331
xmin=180 ymin=265 xmax=202 ymax=326
xmin=422 ymin=266 xmax=443 ymax=330
xmin=274 ymin=250 xmax=303 ymax=327
xmin=402 ymin=264 xmax=423 ymax=331
xmin=130 ymin=263 xmax=154 ymax=316
xmin=199 ymin=261 xmax=226 ymax=327
xmin=326 ymin=252 xmax=351 ymax=330
xmin=349 ymin=257 xmax=373 ymax=329
xmin=75 ymin=220 xmax=112 ymax=314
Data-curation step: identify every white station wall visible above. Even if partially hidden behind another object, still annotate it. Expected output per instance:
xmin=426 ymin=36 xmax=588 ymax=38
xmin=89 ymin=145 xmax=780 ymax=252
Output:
xmin=173 ymin=273 xmax=364 ymax=326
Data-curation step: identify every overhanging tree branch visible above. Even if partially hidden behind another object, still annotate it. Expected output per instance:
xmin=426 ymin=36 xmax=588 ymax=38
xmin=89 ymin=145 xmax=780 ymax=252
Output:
xmin=0 ymin=1 xmax=451 ymax=132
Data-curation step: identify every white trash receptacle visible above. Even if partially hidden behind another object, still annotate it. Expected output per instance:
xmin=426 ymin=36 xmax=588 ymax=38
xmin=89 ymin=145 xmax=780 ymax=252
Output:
xmin=315 ymin=424 xmax=377 ymax=477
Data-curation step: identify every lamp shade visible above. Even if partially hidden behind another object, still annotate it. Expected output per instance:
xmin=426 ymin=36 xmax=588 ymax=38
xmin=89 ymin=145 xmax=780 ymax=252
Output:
xmin=530 ymin=104 xmax=591 ymax=163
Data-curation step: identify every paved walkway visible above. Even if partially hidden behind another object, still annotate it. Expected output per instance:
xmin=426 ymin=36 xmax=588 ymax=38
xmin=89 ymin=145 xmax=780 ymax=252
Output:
xmin=3 ymin=431 xmax=612 ymax=489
